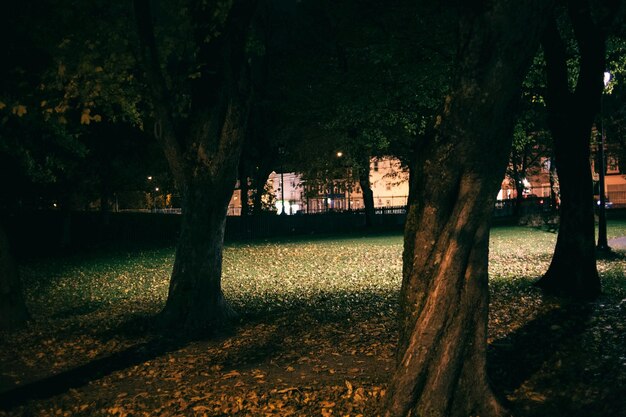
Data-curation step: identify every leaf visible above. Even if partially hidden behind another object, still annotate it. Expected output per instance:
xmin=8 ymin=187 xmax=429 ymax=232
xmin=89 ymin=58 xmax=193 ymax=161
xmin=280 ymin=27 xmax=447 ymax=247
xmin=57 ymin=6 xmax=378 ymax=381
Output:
xmin=344 ymin=380 xmax=353 ymax=396
xmin=80 ymin=109 xmax=91 ymax=125
xmin=192 ymin=405 xmax=211 ymax=412
xmin=12 ymin=105 xmax=27 ymax=117
xmin=222 ymin=370 xmax=241 ymax=379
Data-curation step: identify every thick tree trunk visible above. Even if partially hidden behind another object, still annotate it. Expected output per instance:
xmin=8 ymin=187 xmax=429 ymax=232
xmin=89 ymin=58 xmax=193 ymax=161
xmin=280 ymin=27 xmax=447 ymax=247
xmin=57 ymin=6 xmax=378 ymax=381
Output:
xmin=382 ymin=2 xmax=549 ymax=416
xmin=0 ymin=224 xmax=29 ymax=330
xmin=535 ymin=125 xmax=599 ymax=297
xmin=159 ymin=175 xmax=237 ymax=333
xmin=358 ymin=157 xmax=375 ymax=227
xmin=534 ymin=4 xmax=604 ymax=299
xmin=134 ymin=0 xmax=255 ymax=333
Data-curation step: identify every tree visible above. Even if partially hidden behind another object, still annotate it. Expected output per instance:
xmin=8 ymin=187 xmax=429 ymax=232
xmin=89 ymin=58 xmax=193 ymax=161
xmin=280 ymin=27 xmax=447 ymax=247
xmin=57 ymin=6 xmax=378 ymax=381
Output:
xmin=133 ymin=0 xmax=257 ymax=333
xmin=0 ymin=0 xmax=93 ymax=329
xmin=381 ymin=1 xmax=551 ymax=416
xmin=507 ymin=112 xmax=552 ymax=216
xmin=534 ymin=0 xmax=612 ymax=299
xmin=261 ymin=0 xmax=452 ymax=223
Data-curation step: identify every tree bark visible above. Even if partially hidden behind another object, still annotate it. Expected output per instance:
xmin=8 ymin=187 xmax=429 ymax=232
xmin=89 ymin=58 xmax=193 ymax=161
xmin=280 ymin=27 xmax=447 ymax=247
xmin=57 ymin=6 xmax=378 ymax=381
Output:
xmin=382 ymin=2 xmax=550 ymax=416
xmin=535 ymin=2 xmax=604 ymax=299
xmin=159 ymin=174 xmax=237 ymax=331
xmin=134 ymin=0 xmax=255 ymax=333
xmin=0 ymin=223 xmax=29 ymax=331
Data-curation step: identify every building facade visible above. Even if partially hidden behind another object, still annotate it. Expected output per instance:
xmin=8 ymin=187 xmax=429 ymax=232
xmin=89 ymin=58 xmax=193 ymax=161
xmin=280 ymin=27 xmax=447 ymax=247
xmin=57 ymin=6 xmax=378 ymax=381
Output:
xmin=227 ymin=157 xmax=410 ymax=215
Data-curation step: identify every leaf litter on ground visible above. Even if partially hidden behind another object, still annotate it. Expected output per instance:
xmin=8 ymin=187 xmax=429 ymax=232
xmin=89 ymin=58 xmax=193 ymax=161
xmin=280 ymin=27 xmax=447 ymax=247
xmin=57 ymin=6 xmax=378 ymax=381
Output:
xmin=1 ymin=223 xmax=625 ymax=416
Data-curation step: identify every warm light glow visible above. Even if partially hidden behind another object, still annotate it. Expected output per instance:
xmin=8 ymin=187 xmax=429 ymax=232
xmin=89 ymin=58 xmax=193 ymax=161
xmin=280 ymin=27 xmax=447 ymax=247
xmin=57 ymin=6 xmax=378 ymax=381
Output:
xmin=336 ymin=151 xmax=343 ymax=157
xmin=604 ymin=71 xmax=611 ymax=87
xmin=155 ymin=187 xmax=159 ymax=191
xmin=147 ymin=176 xmax=153 ymax=180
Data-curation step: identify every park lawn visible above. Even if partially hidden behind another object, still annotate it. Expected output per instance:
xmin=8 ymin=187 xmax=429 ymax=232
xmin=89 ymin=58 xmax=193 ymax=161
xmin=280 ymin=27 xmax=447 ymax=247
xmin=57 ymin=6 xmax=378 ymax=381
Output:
xmin=0 ymin=224 xmax=624 ymax=416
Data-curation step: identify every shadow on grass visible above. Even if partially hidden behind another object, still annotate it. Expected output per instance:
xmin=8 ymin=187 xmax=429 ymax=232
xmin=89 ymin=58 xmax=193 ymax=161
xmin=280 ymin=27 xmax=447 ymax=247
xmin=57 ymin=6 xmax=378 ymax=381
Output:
xmin=0 ymin=311 xmax=203 ymax=413
xmin=488 ymin=301 xmax=592 ymax=394
xmin=595 ymin=248 xmax=626 ymax=261
xmin=487 ymin=303 xmax=593 ymax=415
xmin=50 ymin=302 xmax=106 ymax=319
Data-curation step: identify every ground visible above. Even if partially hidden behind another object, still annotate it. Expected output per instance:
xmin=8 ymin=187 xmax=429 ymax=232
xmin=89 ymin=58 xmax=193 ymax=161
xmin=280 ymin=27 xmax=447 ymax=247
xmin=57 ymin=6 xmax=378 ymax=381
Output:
xmin=0 ymin=224 xmax=625 ymax=417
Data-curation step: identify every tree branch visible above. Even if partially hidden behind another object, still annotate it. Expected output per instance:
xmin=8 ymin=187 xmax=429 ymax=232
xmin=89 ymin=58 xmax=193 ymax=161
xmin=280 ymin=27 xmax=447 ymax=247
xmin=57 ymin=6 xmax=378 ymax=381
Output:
xmin=569 ymin=0 xmax=605 ymax=112
xmin=541 ymin=14 xmax=570 ymax=110
xmin=133 ymin=0 xmax=187 ymax=186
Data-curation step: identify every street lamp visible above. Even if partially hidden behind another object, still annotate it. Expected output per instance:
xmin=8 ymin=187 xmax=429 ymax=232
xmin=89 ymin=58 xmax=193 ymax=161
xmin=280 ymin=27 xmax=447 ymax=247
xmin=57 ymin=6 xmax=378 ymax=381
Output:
xmin=597 ymin=71 xmax=611 ymax=252
xmin=336 ymin=151 xmax=351 ymax=211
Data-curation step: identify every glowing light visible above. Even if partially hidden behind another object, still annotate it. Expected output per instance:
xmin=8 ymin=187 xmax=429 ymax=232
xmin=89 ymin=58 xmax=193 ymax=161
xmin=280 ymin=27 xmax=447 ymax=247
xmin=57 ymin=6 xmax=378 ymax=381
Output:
xmin=604 ymin=71 xmax=611 ymax=87
xmin=155 ymin=187 xmax=159 ymax=191
xmin=147 ymin=176 xmax=153 ymax=180
xmin=275 ymin=200 xmax=293 ymax=215
xmin=336 ymin=151 xmax=343 ymax=157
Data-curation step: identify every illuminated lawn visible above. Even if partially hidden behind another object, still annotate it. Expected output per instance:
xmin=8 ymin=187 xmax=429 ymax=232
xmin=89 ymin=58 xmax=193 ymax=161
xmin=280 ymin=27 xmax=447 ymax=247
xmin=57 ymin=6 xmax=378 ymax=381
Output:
xmin=1 ymin=223 xmax=625 ymax=416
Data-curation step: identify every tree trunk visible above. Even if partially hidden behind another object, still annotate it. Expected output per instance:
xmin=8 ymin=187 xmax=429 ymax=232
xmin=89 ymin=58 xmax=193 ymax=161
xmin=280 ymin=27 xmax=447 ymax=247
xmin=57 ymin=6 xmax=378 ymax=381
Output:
xmin=159 ymin=174 xmax=237 ymax=332
xmin=134 ymin=0 xmax=255 ymax=333
xmin=358 ymin=157 xmax=375 ymax=227
xmin=251 ymin=165 xmax=271 ymax=217
xmin=0 ymin=223 xmax=29 ymax=330
xmin=239 ymin=160 xmax=249 ymax=217
xmin=382 ymin=2 xmax=549 ymax=416
xmin=536 ymin=121 xmax=599 ymax=297
xmin=511 ymin=166 xmax=525 ymax=217
xmin=549 ymin=153 xmax=559 ymax=211
xmin=534 ymin=4 xmax=604 ymax=299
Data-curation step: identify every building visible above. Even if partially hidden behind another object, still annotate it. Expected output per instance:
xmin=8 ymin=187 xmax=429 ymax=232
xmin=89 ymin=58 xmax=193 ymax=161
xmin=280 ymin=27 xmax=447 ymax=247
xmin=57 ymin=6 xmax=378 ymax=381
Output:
xmin=227 ymin=157 xmax=410 ymax=215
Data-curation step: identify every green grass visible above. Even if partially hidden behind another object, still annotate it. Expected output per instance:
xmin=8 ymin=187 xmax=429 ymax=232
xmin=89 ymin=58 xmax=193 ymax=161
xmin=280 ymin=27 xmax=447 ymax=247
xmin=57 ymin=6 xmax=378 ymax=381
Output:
xmin=18 ymin=222 xmax=626 ymax=322
xmin=5 ymin=223 xmax=626 ymax=417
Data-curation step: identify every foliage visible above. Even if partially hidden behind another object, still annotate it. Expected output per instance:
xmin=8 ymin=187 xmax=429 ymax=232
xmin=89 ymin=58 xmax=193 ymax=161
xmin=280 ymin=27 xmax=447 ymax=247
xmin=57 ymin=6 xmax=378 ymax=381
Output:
xmin=1 ymin=225 xmax=625 ymax=416
xmin=0 ymin=1 xmax=155 ymax=210
xmin=265 ymin=0 xmax=454 ymax=181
